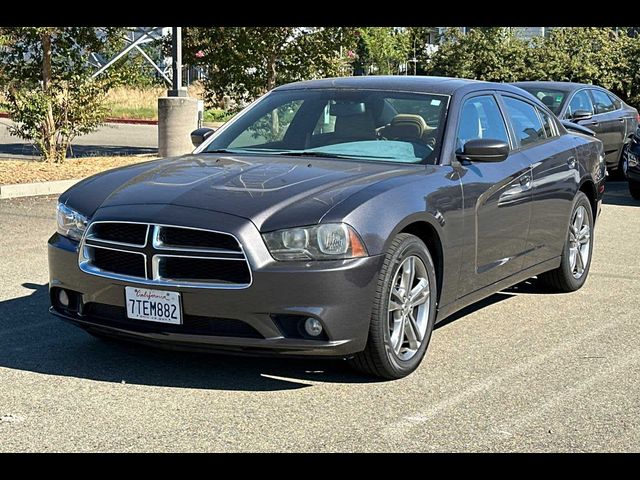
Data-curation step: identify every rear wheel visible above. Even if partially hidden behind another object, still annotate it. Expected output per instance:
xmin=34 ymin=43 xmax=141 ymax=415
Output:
xmin=629 ymin=180 xmax=640 ymax=200
xmin=538 ymin=192 xmax=593 ymax=292
xmin=351 ymin=233 xmax=437 ymax=379
xmin=611 ymin=144 xmax=629 ymax=180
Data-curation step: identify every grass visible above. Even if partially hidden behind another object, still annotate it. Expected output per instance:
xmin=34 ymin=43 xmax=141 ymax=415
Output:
xmin=0 ymin=155 xmax=158 ymax=185
xmin=2 ymin=82 xmax=234 ymax=122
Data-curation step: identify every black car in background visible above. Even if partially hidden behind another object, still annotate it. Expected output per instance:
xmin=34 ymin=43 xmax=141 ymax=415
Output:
xmin=513 ymin=81 xmax=639 ymax=176
xmin=49 ymin=76 xmax=606 ymax=379
xmin=625 ymin=127 xmax=640 ymax=199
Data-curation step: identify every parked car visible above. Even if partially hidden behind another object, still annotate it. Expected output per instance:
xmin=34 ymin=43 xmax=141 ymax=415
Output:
xmin=625 ymin=127 xmax=640 ymax=199
xmin=513 ymin=81 xmax=639 ymax=176
xmin=49 ymin=76 xmax=606 ymax=379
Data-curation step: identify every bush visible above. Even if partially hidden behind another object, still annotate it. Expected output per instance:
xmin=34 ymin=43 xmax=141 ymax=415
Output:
xmin=0 ymin=27 xmax=123 ymax=163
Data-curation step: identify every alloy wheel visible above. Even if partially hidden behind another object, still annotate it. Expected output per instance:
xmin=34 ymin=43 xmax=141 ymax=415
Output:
xmin=568 ymin=205 xmax=591 ymax=279
xmin=387 ymin=255 xmax=431 ymax=361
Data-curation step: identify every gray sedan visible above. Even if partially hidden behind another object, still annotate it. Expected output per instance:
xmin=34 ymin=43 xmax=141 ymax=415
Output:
xmin=49 ymin=76 xmax=605 ymax=379
xmin=513 ymin=81 xmax=639 ymax=175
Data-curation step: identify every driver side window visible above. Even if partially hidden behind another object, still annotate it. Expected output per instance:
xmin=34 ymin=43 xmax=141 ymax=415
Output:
xmin=457 ymin=95 xmax=509 ymax=151
xmin=566 ymin=90 xmax=594 ymax=118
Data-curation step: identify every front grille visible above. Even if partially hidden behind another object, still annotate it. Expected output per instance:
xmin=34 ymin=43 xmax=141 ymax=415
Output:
xmin=79 ymin=222 xmax=252 ymax=288
xmin=90 ymin=247 xmax=145 ymax=277
xmin=87 ymin=303 xmax=263 ymax=338
xmin=157 ymin=226 xmax=241 ymax=251
xmin=158 ymin=257 xmax=250 ymax=284
xmin=89 ymin=222 xmax=147 ymax=245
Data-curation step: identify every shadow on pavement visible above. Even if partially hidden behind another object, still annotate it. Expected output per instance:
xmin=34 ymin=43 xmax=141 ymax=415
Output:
xmin=0 ymin=277 xmax=558 ymax=391
xmin=0 ymin=283 xmax=379 ymax=391
xmin=602 ymin=178 xmax=640 ymax=207
xmin=0 ymin=143 xmax=157 ymax=158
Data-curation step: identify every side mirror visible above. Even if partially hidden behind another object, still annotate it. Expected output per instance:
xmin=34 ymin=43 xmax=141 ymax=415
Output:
xmin=570 ymin=110 xmax=593 ymax=122
xmin=191 ymin=127 xmax=216 ymax=148
xmin=456 ymin=139 xmax=510 ymax=163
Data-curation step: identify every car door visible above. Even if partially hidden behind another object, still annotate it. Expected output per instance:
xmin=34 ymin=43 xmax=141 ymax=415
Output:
xmin=502 ymin=95 xmax=578 ymax=267
xmin=454 ymin=93 xmax=533 ymax=297
xmin=588 ymin=88 xmax=625 ymax=166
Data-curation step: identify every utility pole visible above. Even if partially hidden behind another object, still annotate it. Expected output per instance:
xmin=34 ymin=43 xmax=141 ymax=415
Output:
xmin=158 ymin=26 xmax=197 ymax=157
xmin=168 ymin=27 xmax=187 ymax=97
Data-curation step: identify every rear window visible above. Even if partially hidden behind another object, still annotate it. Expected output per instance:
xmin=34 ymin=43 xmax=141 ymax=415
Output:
xmin=502 ymin=96 xmax=546 ymax=147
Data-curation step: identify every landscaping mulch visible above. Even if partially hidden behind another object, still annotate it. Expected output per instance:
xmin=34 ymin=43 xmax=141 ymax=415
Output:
xmin=0 ymin=155 xmax=158 ymax=185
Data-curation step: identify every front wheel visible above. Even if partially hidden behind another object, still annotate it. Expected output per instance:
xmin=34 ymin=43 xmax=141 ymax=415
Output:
xmin=350 ymin=233 xmax=437 ymax=379
xmin=629 ymin=180 xmax=640 ymax=200
xmin=538 ymin=192 xmax=594 ymax=292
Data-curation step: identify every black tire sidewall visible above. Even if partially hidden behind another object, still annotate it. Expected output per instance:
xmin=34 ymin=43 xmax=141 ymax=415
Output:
xmin=375 ymin=235 xmax=437 ymax=377
xmin=629 ymin=180 xmax=640 ymax=200
xmin=558 ymin=192 xmax=594 ymax=290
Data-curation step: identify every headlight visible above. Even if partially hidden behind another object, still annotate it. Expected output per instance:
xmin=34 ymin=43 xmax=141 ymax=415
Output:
xmin=262 ymin=223 xmax=368 ymax=261
xmin=628 ymin=151 xmax=638 ymax=168
xmin=56 ymin=203 xmax=89 ymax=241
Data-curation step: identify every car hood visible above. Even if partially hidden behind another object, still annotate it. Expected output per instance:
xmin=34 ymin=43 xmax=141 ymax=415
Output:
xmin=64 ymin=153 xmax=425 ymax=231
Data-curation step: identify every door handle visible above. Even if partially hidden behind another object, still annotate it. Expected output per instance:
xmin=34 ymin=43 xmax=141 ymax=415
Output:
xmin=586 ymin=121 xmax=599 ymax=126
xmin=619 ymin=118 xmax=626 ymax=123
xmin=567 ymin=156 xmax=577 ymax=169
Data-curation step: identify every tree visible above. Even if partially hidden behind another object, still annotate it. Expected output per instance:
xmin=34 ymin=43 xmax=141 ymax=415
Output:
xmin=0 ymin=27 xmax=123 ymax=163
xmin=426 ymin=27 xmax=529 ymax=82
xmin=354 ymin=28 xmax=411 ymax=75
xmin=183 ymin=27 xmax=357 ymax=109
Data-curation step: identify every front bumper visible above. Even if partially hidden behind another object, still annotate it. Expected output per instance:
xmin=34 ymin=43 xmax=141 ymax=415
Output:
xmin=48 ymin=207 xmax=384 ymax=358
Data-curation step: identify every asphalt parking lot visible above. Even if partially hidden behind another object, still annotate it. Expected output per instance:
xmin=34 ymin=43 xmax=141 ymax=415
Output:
xmin=0 ymin=180 xmax=639 ymax=452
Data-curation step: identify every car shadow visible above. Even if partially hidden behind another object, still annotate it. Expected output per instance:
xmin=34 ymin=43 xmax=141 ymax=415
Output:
xmin=0 ymin=278 xmax=559 ymax=391
xmin=0 ymin=283 xmax=378 ymax=391
xmin=435 ymin=278 xmax=553 ymax=330
xmin=603 ymin=178 xmax=640 ymax=207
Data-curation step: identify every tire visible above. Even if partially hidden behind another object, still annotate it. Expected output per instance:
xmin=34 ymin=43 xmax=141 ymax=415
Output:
xmin=630 ymin=180 xmax=640 ymax=200
xmin=610 ymin=144 xmax=629 ymax=180
xmin=350 ymin=233 xmax=437 ymax=380
xmin=538 ymin=192 xmax=594 ymax=292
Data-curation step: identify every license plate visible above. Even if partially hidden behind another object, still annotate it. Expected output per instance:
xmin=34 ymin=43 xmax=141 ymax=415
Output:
xmin=125 ymin=287 xmax=182 ymax=325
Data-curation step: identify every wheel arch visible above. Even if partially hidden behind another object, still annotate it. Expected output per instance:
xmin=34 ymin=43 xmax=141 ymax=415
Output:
xmin=578 ymin=178 xmax=598 ymax=223
xmin=394 ymin=217 xmax=445 ymax=307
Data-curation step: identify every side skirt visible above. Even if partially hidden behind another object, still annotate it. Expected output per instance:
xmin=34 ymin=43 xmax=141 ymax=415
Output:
xmin=435 ymin=256 xmax=562 ymax=324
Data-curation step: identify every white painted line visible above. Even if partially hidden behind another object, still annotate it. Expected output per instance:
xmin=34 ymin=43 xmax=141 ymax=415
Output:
xmin=381 ymin=313 xmax=630 ymax=438
xmin=0 ymin=179 xmax=82 ymax=199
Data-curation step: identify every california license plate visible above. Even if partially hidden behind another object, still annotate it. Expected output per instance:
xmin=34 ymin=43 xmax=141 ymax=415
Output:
xmin=125 ymin=287 xmax=182 ymax=325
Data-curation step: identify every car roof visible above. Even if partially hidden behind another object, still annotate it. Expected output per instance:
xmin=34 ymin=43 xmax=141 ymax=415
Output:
xmin=274 ymin=75 xmax=532 ymax=97
xmin=512 ymin=81 xmax=597 ymax=93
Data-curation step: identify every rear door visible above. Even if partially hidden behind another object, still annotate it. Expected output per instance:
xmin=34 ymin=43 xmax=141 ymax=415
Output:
xmin=501 ymin=95 xmax=578 ymax=266
xmin=455 ymin=93 xmax=533 ymax=297
xmin=587 ymin=88 xmax=625 ymax=166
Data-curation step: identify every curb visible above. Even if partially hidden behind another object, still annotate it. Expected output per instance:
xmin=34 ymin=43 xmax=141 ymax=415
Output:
xmin=0 ymin=178 xmax=81 ymax=200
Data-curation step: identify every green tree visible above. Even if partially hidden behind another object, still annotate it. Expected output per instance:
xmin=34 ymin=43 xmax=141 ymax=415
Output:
xmin=0 ymin=27 xmax=123 ymax=163
xmin=524 ymin=28 xmax=624 ymax=89
xmin=354 ymin=27 xmax=411 ymax=75
xmin=183 ymin=27 xmax=357 ymax=109
xmin=426 ymin=27 xmax=528 ymax=82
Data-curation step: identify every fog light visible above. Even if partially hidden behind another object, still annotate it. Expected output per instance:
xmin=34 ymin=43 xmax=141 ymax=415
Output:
xmin=304 ymin=318 xmax=323 ymax=337
xmin=58 ymin=289 xmax=70 ymax=308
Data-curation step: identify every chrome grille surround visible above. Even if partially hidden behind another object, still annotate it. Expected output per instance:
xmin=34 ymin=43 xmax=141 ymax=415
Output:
xmin=78 ymin=221 xmax=252 ymax=289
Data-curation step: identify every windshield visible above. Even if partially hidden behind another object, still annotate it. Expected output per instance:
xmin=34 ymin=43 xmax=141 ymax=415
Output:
xmin=518 ymin=87 xmax=567 ymax=115
xmin=203 ymin=88 xmax=449 ymax=164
